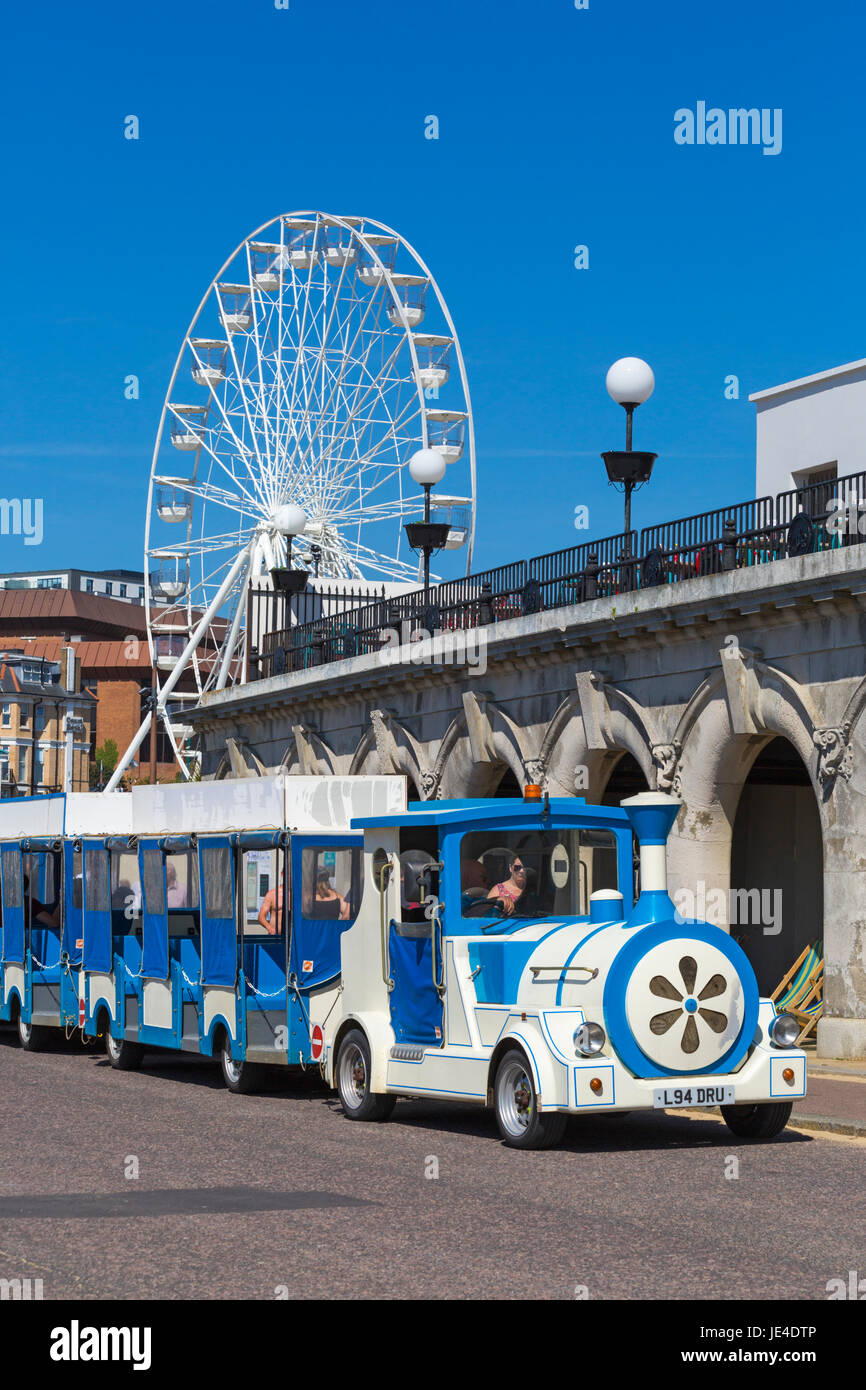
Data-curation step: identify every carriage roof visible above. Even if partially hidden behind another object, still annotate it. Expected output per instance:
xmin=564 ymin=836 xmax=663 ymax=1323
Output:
xmin=350 ymin=796 xmax=631 ymax=831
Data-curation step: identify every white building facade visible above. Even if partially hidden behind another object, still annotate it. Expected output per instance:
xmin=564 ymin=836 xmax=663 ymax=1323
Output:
xmin=751 ymin=357 xmax=866 ymax=500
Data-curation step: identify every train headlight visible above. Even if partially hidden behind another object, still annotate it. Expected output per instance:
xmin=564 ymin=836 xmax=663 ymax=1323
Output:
xmin=769 ymin=1013 xmax=800 ymax=1048
xmin=574 ymin=1021 xmax=606 ymax=1056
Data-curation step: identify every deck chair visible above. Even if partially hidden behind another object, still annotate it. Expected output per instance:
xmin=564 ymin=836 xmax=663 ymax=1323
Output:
xmin=771 ymin=941 xmax=824 ymax=1045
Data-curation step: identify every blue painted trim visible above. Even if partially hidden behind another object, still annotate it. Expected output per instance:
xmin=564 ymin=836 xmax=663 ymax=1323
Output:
xmin=603 ymin=921 xmax=760 ymax=1078
xmin=573 ymin=1063 xmax=616 ymax=1108
xmin=554 ymin=921 xmax=621 ymax=1005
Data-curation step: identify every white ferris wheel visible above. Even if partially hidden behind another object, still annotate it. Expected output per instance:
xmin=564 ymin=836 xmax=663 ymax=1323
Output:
xmin=106 ymin=211 xmax=476 ymax=789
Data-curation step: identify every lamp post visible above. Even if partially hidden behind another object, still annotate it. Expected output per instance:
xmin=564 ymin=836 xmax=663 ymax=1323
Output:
xmin=269 ymin=504 xmax=309 ymax=595
xmin=404 ymin=449 xmax=450 ymax=592
xmin=601 ymin=356 xmax=657 ymax=546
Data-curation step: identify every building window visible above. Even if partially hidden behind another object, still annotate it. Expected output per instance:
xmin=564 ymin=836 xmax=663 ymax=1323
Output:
xmin=19 ymin=705 xmax=29 ymax=727
xmin=85 ymin=578 xmax=94 ymax=593
xmin=119 ymin=584 xmax=127 ymax=598
xmin=105 ymin=582 xmax=113 ymax=596
xmin=0 ymin=703 xmax=10 ymax=728
xmin=138 ymin=586 xmax=144 ymax=599
xmin=34 ymin=747 xmax=45 ymax=789
xmin=6 ymin=747 xmax=16 ymax=780
xmin=35 ymin=705 xmax=45 ymax=733
xmin=37 ymin=577 xmax=62 ymax=589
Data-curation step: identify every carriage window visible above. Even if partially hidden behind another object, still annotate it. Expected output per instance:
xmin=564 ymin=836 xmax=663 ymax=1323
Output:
xmin=166 ymin=851 xmax=198 ymax=911
xmin=460 ymin=829 xmax=618 ymax=920
xmin=142 ymin=849 xmax=165 ymax=916
xmin=301 ymin=847 xmax=360 ymax=923
xmin=85 ymin=850 xmax=109 ymax=913
xmin=72 ymin=849 xmax=82 ymax=909
xmin=202 ymin=846 xmax=233 ymax=919
xmin=23 ymin=850 xmax=60 ymax=915
xmin=2 ymin=851 xmax=22 ymax=908
xmin=111 ymin=849 xmax=141 ymax=920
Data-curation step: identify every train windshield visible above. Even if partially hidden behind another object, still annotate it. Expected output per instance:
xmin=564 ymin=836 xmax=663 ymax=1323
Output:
xmin=460 ymin=829 xmax=618 ymax=921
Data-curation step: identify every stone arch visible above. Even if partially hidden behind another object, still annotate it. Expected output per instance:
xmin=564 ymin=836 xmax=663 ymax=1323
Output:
xmin=435 ymin=695 xmax=532 ymax=800
xmin=279 ymin=725 xmax=339 ymax=777
xmin=729 ymin=738 xmax=823 ymax=991
xmin=541 ymin=680 xmax=658 ymax=802
xmin=213 ymin=737 xmax=268 ymax=780
xmin=347 ymin=710 xmax=430 ymax=795
xmin=669 ymin=659 xmax=830 ymax=962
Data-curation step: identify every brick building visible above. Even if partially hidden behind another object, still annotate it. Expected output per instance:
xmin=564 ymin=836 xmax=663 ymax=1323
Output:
xmin=0 ymin=651 xmax=94 ymax=795
xmin=0 ymin=589 xmax=193 ymax=784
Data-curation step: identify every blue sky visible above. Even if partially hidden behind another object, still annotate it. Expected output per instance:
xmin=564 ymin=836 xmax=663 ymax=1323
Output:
xmin=1 ymin=0 xmax=863 ymax=578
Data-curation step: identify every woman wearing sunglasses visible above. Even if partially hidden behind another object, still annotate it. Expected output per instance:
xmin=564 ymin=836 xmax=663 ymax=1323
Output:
xmin=487 ymin=855 xmax=527 ymax=915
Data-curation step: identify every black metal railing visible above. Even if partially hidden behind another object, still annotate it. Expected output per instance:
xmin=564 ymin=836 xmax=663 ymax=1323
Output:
xmin=251 ymin=469 xmax=866 ymax=680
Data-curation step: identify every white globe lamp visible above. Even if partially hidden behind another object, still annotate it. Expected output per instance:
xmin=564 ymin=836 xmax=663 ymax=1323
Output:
xmin=605 ymin=357 xmax=655 ymax=407
xmin=408 ymin=448 xmax=447 ymax=487
xmin=270 ymin=502 xmax=309 ymax=595
xmin=271 ymin=502 xmax=308 ymax=537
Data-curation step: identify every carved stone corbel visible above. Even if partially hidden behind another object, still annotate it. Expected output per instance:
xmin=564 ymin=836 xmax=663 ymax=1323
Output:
xmin=813 ymin=724 xmax=853 ymax=788
xmin=719 ymin=644 xmax=762 ymax=736
xmin=652 ymin=741 xmax=682 ymax=795
xmin=461 ymin=690 xmax=497 ymax=765
xmin=523 ymin=756 xmax=547 ymax=790
xmin=418 ymin=767 xmax=441 ymax=800
xmin=575 ymin=670 xmax=611 ymax=750
xmin=369 ymin=708 xmax=401 ymax=775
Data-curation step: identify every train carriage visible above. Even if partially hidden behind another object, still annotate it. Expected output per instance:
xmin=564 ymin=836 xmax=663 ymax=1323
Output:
xmin=0 ymin=792 xmax=132 ymax=1048
xmin=78 ymin=776 xmax=404 ymax=1088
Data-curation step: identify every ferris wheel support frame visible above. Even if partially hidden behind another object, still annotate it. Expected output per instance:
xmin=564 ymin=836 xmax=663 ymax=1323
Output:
xmin=104 ymin=537 xmax=256 ymax=793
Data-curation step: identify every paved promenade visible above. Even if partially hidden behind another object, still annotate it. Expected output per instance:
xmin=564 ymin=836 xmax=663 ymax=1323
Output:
xmin=0 ymin=1030 xmax=864 ymax=1301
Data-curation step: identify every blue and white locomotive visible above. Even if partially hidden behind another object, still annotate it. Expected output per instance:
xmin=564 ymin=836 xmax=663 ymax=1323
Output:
xmin=0 ymin=777 xmax=806 ymax=1149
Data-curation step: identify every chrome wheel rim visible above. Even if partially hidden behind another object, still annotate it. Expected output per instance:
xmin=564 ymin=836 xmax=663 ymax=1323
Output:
xmin=106 ymin=1032 xmax=122 ymax=1061
xmin=223 ymin=1046 xmax=242 ymax=1084
xmin=19 ymin=1018 xmax=31 ymax=1044
xmin=497 ymin=1060 xmax=534 ymax=1138
xmin=340 ymin=1043 xmax=367 ymax=1110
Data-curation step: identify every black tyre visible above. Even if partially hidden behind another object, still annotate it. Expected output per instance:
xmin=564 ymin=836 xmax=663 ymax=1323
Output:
xmin=105 ymin=1030 xmax=145 ymax=1072
xmin=17 ymin=1013 xmax=52 ymax=1052
xmin=219 ymin=1033 xmax=257 ymax=1094
xmin=336 ymin=1028 xmax=396 ymax=1122
xmin=721 ymin=1101 xmax=793 ymax=1140
xmin=494 ymin=1048 xmax=567 ymax=1149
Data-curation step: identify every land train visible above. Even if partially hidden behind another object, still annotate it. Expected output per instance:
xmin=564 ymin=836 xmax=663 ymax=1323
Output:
xmin=0 ymin=775 xmax=806 ymax=1149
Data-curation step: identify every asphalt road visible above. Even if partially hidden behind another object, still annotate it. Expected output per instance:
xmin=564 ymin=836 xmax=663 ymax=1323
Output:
xmin=1 ymin=1028 xmax=863 ymax=1301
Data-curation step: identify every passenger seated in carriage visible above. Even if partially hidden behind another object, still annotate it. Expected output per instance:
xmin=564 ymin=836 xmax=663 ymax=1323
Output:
xmin=23 ymin=872 xmax=60 ymax=927
xmin=258 ymin=871 xmax=287 ymax=935
xmin=460 ymin=857 xmax=489 ymax=898
xmin=166 ymin=862 xmax=186 ymax=909
xmin=313 ymin=868 xmax=350 ymax=920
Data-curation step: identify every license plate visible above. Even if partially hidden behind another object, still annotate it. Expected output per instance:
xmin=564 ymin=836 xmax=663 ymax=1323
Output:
xmin=653 ymin=1084 xmax=734 ymax=1109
